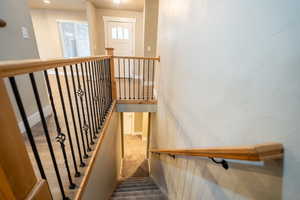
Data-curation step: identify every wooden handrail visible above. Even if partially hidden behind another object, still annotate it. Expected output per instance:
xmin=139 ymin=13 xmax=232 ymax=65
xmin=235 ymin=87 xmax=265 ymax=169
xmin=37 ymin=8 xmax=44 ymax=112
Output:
xmin=0 ymin=55 xmax=110 ymax=78
xmin=113 ymin=56 xmax=160 ymax=61
xmin=150 ymin=143 xmax=283 ymax=161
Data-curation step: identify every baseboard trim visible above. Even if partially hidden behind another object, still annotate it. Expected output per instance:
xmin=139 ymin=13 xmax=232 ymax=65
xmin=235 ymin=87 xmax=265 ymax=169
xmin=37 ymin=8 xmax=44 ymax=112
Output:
xmin=18 ymin=105 xmax=52 ymax=133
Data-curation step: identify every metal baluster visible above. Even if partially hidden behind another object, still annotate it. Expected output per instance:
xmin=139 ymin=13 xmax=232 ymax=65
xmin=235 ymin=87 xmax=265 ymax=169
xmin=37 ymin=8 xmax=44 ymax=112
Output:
xmin=147 ymin=60 xmax=150 ymax=100
xmin=44 ymin=70 xmax=77 ymax=189
xmin=100 ymin=60 xmax=106 ymax=114
xmin=29 ymin=73 xmax=69 ymax=200
xmin=138 ymin=59 xmax=140 ymax=99
xmin=9 ymin=77 xmax=46 ymax=180
xmin=152 ymin=60 xmax=155 ymax=99
xmin=107 ymin=59 xmax=113 ymax=105
xmin=54 ymin=68 xmax=80 ymax=177
xmin=143 ymin=59 xmax=145 ymax=99
xmin=133 ymin=59 xmax=135 ymax=99
xmin=106 ymin=59 xmax=111 ymax=109
xmin=118 ymin=58 xmax=121 ymax=99
xmin=80 ymin=63 xmax=94 ymax=145
xmin=75 ymin=64 xmax=91 ymax=152
xmin=123 ymin=59 xmax=126 ymax=99
xmin=89 ymin=61 xmax=99 ymax=133
xmin=92 ymin=61 xmax=101 ymax=129
xmin=70 ymin=65 xmax=88 ymax=158
xmin=95 ymin=61 xmax=104 ymax=126
xmin=85 ymin=62 xmax=97 ymax=139
xmin=102 ymin=60 xmax=109 ymax=114
xmin=62 ymin=67 xmax=85 ymax=167
xmin=128 ymin=59 xmax=131 ymax=99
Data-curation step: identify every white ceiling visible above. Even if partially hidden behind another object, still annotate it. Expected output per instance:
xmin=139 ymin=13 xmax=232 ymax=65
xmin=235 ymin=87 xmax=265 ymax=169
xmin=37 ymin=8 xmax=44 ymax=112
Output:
xmin=28 ymin=0 xmax=144 ymax=11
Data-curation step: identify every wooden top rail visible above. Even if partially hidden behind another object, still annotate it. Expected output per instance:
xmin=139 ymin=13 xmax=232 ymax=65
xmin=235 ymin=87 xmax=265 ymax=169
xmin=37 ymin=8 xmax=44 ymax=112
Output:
xmin=113 ymin=56 xmax=160 ymax=61
xmin=0 ymin=55 xmax=110 ymax=78
xmin=150 ymin=143 xmax=283 ymax=161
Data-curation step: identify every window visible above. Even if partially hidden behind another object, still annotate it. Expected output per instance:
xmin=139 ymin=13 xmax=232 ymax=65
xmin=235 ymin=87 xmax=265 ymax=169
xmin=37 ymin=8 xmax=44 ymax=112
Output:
xmin=111 ymin=26 xmax=129 ymax=40
xmin=59 ymin=21 xmax=90 ymax=58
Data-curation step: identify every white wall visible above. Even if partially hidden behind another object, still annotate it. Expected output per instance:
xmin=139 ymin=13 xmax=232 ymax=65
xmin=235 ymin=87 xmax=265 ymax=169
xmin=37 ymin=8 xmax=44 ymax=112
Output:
xmin=31 ymin=8 xmax=144 ymax=58
xmin=86 ymin=1 xmax=102 ymax=55
xmin=150 ymin=0 xmax=300 ymax=199
xmin=82 ymin=111 xmax=121 ymax=199
xmin=143 ymin=0 xmax=159 ymax=57
xmin=0 ymin=0 xmax=49 ymax=122
xmin=30 ymin=9 xmax=87 ymax=59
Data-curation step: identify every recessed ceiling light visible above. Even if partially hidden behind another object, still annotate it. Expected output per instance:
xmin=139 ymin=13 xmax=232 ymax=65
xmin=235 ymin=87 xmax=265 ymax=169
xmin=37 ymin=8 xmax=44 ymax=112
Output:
xmin=113 ymin=0 xmax=121 ymax=4
xmin=43 ymin=0 xmax=51 ymax=4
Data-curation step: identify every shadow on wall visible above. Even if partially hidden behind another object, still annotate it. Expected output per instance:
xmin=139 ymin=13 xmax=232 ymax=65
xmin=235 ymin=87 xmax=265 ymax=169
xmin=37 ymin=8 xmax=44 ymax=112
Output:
xmin=150 ymin=154 xmax=283 ymax=200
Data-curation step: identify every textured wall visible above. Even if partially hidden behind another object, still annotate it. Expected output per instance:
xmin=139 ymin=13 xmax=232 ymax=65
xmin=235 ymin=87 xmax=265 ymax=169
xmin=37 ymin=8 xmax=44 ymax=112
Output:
xmin=82 ymin=111 xmax=121 ymax=199
xmin=150 ymin=0 xmax=300 ymax=199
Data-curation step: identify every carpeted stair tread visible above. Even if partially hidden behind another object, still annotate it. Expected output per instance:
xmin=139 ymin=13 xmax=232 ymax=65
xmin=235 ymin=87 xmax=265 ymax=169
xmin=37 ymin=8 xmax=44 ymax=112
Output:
xmin=110 ymin=177 xmax=165 ymax=200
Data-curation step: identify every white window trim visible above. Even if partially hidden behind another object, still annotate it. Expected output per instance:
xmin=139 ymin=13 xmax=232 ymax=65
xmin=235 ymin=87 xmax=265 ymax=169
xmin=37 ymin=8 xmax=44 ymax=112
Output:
xmin=103 ymin=16 xmax=136 ymax=56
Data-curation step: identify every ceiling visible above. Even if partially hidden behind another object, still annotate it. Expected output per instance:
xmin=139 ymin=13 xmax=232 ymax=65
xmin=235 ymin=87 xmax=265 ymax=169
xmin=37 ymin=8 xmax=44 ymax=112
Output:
xmin=28 ymin=0 xmax=145 ymax=11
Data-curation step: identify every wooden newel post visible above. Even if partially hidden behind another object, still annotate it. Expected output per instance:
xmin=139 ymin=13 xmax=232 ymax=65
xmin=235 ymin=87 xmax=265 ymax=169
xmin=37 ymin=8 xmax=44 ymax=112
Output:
xmin=105 ymin=48 xmax=117 ymax=100
xmin=0 ymin=79 xmax=52 ymax=200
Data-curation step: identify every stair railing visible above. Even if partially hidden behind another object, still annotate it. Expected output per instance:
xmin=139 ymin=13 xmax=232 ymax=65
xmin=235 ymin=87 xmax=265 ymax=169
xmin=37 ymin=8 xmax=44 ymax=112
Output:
xmin=151 ymin=143 xmax=283 ymax=169
xmin=0 ymin=54 xmax=114 ymax=199
xmin=109 ymin=49 xmax=160 ymax=102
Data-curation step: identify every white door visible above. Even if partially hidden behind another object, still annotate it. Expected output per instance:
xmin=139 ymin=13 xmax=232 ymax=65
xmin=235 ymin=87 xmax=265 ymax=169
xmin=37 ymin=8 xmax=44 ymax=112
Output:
xmin=104 ymin=17 xmax=135 ymax=78
xmin=106 ymin=21 xmax=134 ymax=56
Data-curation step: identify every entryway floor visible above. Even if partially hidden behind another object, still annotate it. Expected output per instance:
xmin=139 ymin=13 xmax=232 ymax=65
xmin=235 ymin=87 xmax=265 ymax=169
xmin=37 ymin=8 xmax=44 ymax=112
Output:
xmin=122 ymin=135 xmax=148 ymax=178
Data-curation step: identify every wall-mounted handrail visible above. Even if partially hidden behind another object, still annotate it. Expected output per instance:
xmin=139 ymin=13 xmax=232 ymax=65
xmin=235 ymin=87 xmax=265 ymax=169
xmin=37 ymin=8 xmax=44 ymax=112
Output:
xmin=151 ymin=143 xmax=283 ymax=162
xmin=0 ymin=55 xmax=110 ymax=78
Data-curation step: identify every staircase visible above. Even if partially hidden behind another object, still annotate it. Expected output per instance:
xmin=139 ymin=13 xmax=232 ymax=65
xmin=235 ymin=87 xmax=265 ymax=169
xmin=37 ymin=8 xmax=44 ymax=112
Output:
xmin=110 ymin=177 xmax=166 ymax=200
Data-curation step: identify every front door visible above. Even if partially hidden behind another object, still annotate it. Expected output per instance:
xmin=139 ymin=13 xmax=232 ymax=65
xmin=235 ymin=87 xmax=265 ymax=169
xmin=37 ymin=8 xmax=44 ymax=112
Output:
xmin=104 ymin=18 xmax=135 ymax=78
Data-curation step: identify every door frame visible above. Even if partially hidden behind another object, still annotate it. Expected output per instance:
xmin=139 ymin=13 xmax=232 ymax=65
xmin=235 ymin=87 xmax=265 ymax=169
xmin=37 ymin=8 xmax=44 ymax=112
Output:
xmin=103 ymin=16 xmax=136 ymax=56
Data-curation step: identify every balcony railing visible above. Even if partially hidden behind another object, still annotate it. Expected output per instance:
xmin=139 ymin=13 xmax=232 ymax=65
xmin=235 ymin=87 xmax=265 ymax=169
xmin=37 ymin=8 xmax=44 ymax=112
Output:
xmin=113 ymin=56 xmax=160 ymax=101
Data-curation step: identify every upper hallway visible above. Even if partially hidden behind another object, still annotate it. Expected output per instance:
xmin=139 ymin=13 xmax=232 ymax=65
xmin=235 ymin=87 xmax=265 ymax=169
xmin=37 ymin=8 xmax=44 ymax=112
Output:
xmin=1 ymin=0 xmax=300 ymax=200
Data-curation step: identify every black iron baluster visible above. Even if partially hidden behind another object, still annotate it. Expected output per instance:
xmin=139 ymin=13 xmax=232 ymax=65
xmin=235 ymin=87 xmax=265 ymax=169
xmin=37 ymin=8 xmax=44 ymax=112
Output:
xmin=147 ymin=60 xmax=150 ymax=100
xmin=138 ymin=59 xmax=140 ymax=99
xmin=44 ymin=70 xmax=77 ymax=189
xmin=70 ymin=65 xmax=88 ymax=158
xmin=128 ymin=59 xmax=131 ymax=99
xmin=95 ymin=60 xmax=103 ymax=126
xmin=75 ymin=64 xmax=91 ymax=151
xmin=89 ymin=61 xmax=99 ymax=133
xmin=118 ymin=58 xmax=121 ymax=99
xmin=29 ymin=73 xmax=69 ymax=200
xmin=108 ymin=59 xmax=113 ymax=104
xmin=133 ymin=59 xmax=135 ymax=99
xmin=92 ymin=61 xmax=101 ymax=129
xmin=152 ymin=60 xmax=155 ymax=99
xmin=62 ymin=67 xmax=85 ymax=167
xmin=100 ymin=60 xmax=106 ymax=114
xmin=106 ymin=59 xmax=111 ymax=109
xmin=85 ymin=62 xmax=97 ymax=139
xmin=9 ymin=77 xmax=46 ymax=180
xmin=102 ymin=60 xmax=109 ymax=114
xmin=143 ymin=59 xmax=145 ymax=99
xmin=80 ymin=63 xmax=94 ymax=145
xmin=54 ymin=68 xmax=80 ymax=177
